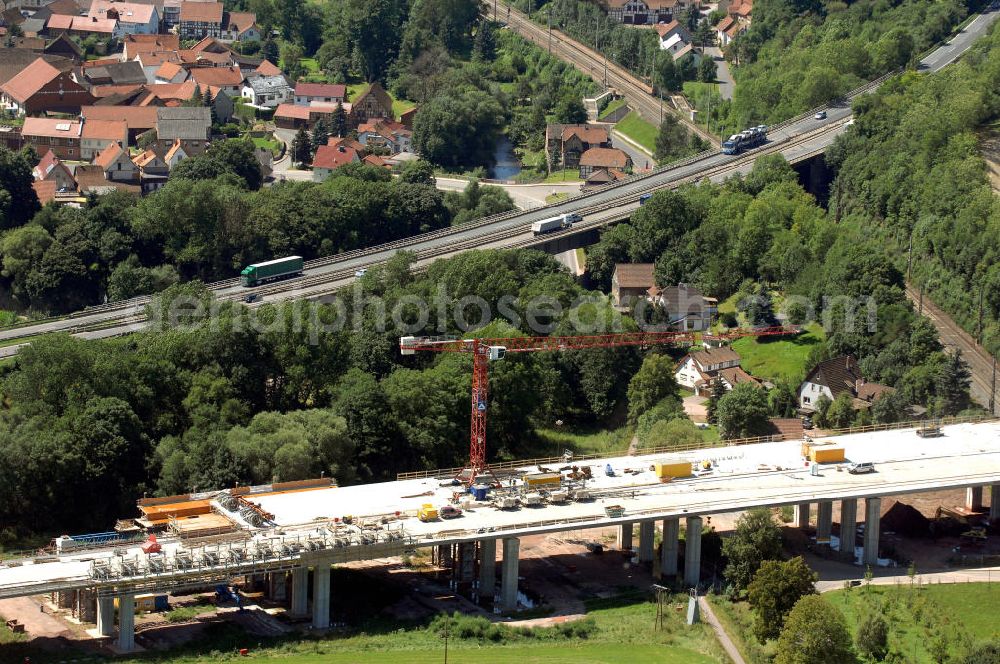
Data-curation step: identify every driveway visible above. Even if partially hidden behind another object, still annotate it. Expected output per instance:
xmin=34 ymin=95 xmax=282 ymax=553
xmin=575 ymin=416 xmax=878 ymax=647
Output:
xmin=684 ymin=394 xmax=708 ymax=422
xmin=704 ymin=46 xmax=734 ymax=101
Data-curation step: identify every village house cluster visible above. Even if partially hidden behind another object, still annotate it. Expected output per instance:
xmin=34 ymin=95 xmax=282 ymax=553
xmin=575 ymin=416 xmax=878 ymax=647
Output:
xmin=0 ymin=0 xmax=420 ymax=201
xmin=610 ymin=263 xmax=895 ymax=419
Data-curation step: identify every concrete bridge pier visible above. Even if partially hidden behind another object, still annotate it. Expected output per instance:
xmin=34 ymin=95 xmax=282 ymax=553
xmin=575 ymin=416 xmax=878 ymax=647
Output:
xmin=839 ymin=498 xmax=858 ymax=556
xmin=638 ymin=521 xmax=655 ymax=563
xmin=478 ymin=538 xmax=497 ymax=600
xmin=117 ymin=592 xmax=135 ymax=651
xmin=794 ymin=502 xmax=811 ymax=529
xmin=661 ymin=518 xmax=679 ymax=577
xmin=290 ymin=566 xmax=309 ymax=616
xmin=312 ymin=564 xmax=331 ymax=629
xmin=684 ymin=516 xmax=702 ymax=588
xmin=501 ymin=537 xmax=520 ymax=613
xmin=863 ymin=497 xmax=881 ymax=567
xmin=268 ymin=571 xmax=287 ymax=601
xmin=991 ymin=485 xmax=1000 ymax=522
xmin=967 ymin=486 xmax=984 ymax=512
xmin=816 ymin=501 xmax=833 ymax=544
xmin=96 ymin=595 xmax=115 ymax=637
xmin=617 ymin=523 xmax=633 ymax=551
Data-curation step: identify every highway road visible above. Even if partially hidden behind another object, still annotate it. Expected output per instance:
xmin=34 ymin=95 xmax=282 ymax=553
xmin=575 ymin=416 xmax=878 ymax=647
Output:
xmin=1 ymin=5 xmax=998 ymax=356
xmin=0 ymin=419 xmax=997 ymax=599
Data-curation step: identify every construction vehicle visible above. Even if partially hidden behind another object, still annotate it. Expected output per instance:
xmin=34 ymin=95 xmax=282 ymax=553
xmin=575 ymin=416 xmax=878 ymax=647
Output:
xmin=239 ymin=256 xmax=304 ymax=287
xmin=399 ymin=325 xmax=801 ymax=485
xmin=417 ymin=504 xmax=439 ymax=522
xmin=523 ymin=492 xmax=543 ymax=506
xmin=549 ymin=489 xmax=569 ymax=503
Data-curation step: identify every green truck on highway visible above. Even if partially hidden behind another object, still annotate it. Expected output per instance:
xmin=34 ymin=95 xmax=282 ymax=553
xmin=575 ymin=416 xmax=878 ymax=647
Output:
xmin=239 ymin=256 xmax=304 ymax=287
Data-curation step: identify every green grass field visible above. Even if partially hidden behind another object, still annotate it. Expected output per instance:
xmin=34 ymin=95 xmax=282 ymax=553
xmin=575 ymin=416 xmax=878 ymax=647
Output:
xmin=616 ymin=111 xmax=657 ymax=155
xmin=827 ymin=582 xmax=1000 ymax=660
xmin=106 ymin=595 xmax=724 ymax=664
xmin=730 ymin=324 xmax=824 ymax=384
xmin=599 ymin=98 xmax=628 ymax=120
xmin=158 ymin=644 xmax=716 ymax=663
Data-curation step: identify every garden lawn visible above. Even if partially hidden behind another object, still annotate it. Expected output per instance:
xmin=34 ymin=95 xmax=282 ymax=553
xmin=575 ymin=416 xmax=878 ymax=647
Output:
xmin=616 ymin=111 xmax=657 ymax=154
xmin=541 ymin=168 xmax=582 ymax=183
xmin=730 ymin=323 xmax=824 ymax=384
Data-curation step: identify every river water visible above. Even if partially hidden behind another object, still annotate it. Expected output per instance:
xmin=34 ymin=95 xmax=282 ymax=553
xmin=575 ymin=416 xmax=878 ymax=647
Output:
xmin=488 ymin=136 xmax=522 ymax=180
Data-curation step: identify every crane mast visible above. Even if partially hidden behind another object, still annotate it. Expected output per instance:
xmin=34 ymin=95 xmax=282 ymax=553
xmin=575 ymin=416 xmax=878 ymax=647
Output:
xmin=400 ymin=326 xmax=800 ymax=483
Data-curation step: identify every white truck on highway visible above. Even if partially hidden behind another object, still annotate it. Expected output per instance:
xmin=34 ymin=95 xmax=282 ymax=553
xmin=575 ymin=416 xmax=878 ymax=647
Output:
xmin=532 ymin=213 xmax=581 ymax=235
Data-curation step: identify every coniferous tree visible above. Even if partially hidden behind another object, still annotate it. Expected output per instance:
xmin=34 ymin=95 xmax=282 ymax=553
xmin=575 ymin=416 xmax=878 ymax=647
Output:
xmin=291 ymin=127 xmax=312 ymax=165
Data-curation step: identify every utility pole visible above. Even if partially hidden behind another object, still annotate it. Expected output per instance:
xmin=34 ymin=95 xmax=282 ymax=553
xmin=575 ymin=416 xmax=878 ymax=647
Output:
xmin=918 ymin=283 xmax=924 ymax=316
xmin=991 ymin=355 xmax=996 ymax=415
xmin=906 ymin=231 xmax=913 ymax=281
xmin=547 ymin=8 xmax=552 ymax=53
xmin=978 ymin=286 xmax=984 ymax=344
xmin=494 ymin=0 xmax=497 ymax=22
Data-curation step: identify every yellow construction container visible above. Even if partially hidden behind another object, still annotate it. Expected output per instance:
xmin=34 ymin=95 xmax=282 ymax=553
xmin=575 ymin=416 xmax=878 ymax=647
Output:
xmin=653 ymin=461 xmax=692 ymax=479
xmin=114 ymin=594 xmax=168 ymax=613
xmin=524 ymin=472 xmax=561 ymax=488
xmin=417 ymin=504 xmax=438 ymax=522
xmin=810 ymin=446 xmax=845 ymax=463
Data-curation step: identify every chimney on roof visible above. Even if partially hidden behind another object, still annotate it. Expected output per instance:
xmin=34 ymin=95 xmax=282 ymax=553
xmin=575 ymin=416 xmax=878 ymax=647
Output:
xmin=338 ymin=146 xmax=345 ymax=153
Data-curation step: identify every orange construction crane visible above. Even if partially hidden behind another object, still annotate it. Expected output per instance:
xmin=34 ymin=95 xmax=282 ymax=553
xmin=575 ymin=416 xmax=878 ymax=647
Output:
xmin=400 ymin=325 xmax=800 ymax=484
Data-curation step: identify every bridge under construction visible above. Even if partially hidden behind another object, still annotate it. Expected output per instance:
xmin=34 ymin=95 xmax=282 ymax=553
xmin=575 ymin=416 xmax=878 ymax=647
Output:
xmin=1 ymin=418 xmax=998 ymax=651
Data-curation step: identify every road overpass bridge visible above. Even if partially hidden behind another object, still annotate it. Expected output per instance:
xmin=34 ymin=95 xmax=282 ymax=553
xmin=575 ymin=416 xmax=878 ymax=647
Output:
xmin=1 ymin=418 xmax=998 ymax=650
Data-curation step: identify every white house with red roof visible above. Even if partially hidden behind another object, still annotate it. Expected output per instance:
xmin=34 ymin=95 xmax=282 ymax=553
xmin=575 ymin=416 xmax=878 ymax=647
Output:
xmin=221 ymin=11 xmax=259 ymax=42
xmin=312 ymin=143 xmax=359 ymax=182
xmin=88 ymin=0 xmax=159 ymax=35
xmin=33 ymin=150 xmax=75 ymax=191
xmin=94 ymin=142 xmax=138 ymax=182
xmin=294 ymin=82 xmax=346 ymax=106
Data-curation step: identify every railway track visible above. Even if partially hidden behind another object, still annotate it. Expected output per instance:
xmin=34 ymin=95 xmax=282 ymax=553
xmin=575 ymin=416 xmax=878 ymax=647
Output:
xmin=905 ymin=284 xmax=997 ymax=411
xmin=492 ymin=0 xmax=720 ymax=147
